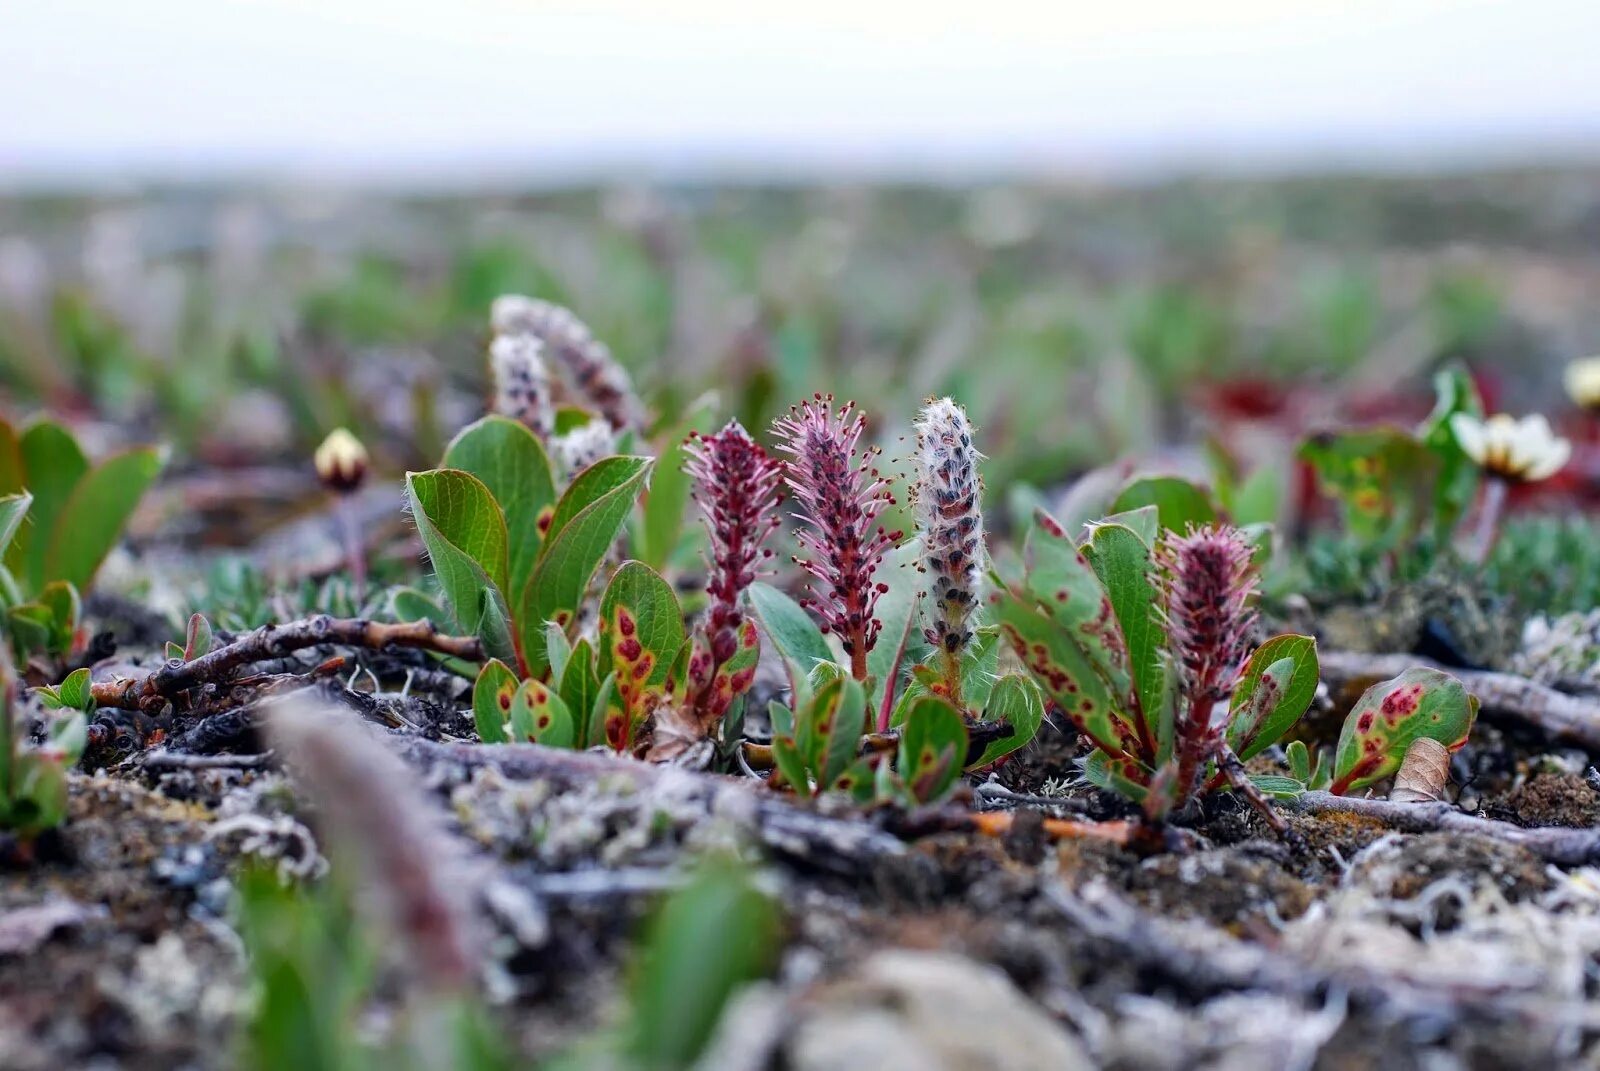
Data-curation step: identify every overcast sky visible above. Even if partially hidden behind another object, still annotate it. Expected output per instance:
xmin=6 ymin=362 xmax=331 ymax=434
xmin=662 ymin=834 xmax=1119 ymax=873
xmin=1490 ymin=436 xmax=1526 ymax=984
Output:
xmin=3 ymin=0 xmax=1598 ymax=187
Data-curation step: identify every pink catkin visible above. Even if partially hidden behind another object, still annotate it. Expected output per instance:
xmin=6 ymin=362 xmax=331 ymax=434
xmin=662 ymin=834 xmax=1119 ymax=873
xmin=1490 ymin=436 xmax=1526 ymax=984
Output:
xmin=685 ymin=420 xmax=784 ymax=670
xmin=1158 ymin=523 xmax=1260 ymax=796
xmin=1159 ymin=524 xmax=1259 ymax=705
xmin=772 ymin=394 xmax=901 ymax=675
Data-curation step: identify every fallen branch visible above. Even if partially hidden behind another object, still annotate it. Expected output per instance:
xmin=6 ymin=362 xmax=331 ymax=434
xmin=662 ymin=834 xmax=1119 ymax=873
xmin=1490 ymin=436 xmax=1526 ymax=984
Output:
xmin=142 ymin=750 xmax=274 ymax=772
xmin=1289 ymin=790 xmax=1600 ymax=865
xmin=1319 ymin=650 xmax=1600 ymax=752
xmin=89 ymin=616 xmax=482 ymax=710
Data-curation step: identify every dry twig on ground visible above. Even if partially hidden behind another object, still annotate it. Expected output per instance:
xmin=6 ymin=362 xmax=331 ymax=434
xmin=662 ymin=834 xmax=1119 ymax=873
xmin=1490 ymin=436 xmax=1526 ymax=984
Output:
xmin=89 ymin=616 xmax=481 ymax=710
xmin=1289 ymin=790 xmax=1600 ymax=865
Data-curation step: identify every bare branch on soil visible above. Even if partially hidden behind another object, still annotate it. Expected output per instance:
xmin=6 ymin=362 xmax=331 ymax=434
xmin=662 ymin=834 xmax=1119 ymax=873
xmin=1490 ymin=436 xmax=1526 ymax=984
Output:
xmin=89 ymin=616 xmax=481 ymax=710
xmin=1289 ymin=790 xmax=1600 ymax=865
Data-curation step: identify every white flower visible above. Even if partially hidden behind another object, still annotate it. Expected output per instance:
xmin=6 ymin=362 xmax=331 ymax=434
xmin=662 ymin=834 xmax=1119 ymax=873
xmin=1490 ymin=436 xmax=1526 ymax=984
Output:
xmin=1449 ymin=412 xmax=1571 ymax=483
xmin=1565 ymin=357 xmax=1600 ymax=410
xmin=313 ymin=427 xmax=368 ymax=493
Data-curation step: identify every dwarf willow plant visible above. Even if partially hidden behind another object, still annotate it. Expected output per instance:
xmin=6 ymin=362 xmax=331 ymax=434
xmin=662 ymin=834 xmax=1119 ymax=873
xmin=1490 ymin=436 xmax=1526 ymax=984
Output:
xmin=0 ymin=416 xmax=164 ymax=661
xmin=998 ymin=506 xmax=1320 ymax=821
xmin=1292 ymin=367 xmax=1482 ymax=597
xmin=459 ymin=418 xmax=780 ymax=756
xmin=751 ymin=396 xmax=1043 ymax=806
xmin=404 ymin=414 xmax=651 ymax=676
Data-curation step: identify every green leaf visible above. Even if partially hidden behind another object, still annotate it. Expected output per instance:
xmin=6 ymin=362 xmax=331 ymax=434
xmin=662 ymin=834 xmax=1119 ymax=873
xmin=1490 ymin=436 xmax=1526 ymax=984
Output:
xmin=1298 ymin=428 xmax=1437 ymax=550
xmin=1248 ymin=775 xmax=1306 ymax=799
xmin=545 ymin=621 xmax=573 ymax=685
xmin=1286 ymin=739 xmax=1314 ymax=781
xmin=10 ymin=421 xmax=87 ymax=591
xmin=1228 ymin=634 xmax=1319 ymax=759
xmin=507 ymin=678 xmax=575 ymax=748
xmin=1230 ymin=464 xmax=1284 ymax=527
xmin=1331 ymin=667 xmax=1478 ymax=795
xmin=405 ymin=469 xmax=515 ymax=662
xmin=558 ymin=639 xmax=600 ymax=746
xmin=1083 ymin=521 xmax=1167 ymax=748
xmin=624 ymin=863 xmax=778 ymax=1070
xmin=5 ymin=604 xmax=52 ymax=654
xmin=1419 ymin=364 xmax=1484 ymax=539
xmin=972 ymin=673 xmax=1045 ymax=768
xmin=183 ymin=613 xmax=215 ymax=662
xmin=390 ymin=587 xmax=449 ymax=629
xmin=472 ymin=659 xmax=519 ymax=744
xmin=1021 ymin=509 xmax=1133 ymax=702
xmin=867 ymin=537 xmax=926 ymax=721
xmin=640 ymin=405 xmax=716 ymax=571
xmin=0 ymin=492 xmax=31 ymax=558
xmin=45 ymin=445 xmax=164 ymax=593
xmin=896 ymin=695 xmax=968 ymax=805
xmin=586 ymin=673 xmax=618 ymax=753
xmin=1081 ymin=747 xmax=1152 ymax=801
xmin=747 ymin=581 xmax=834 ymax=697
xmin=1110 ymin=476 xmax=1217 ymax=533
xmin=1097 ymin=504 xmax=1160 ymax=547
xmin=36 ymin=667 xmax=94 ymax=713
xmin=517 ymin=457 xmax=653 ymax=678
xmin=443 ymin=415 xmax=559 ymax=603
xmin=36 ymin=581 xmax=80 ymax=657
xmin=769 ymin=735 xmax=811 ymax=799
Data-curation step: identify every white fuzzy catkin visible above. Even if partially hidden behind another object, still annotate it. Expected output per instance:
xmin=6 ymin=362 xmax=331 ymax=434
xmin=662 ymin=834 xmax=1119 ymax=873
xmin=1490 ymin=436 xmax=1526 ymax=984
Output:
xmin=551 ymin=421 xmax=617 ymax=482
xmin=489 ymin=294 xmax=643 ymax=431
xmin=265 ymin=698 xmax=480 ymax=992
xmin=489 ymin=333 xmax=555 ymax=440
xmin=913 ymin=397 xmax=984 ymax=657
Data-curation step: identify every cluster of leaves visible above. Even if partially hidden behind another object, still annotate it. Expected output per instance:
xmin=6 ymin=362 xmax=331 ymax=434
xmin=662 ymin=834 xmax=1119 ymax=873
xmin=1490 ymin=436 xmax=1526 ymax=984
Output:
xmin=748 ymin=571 xmax=1042 ymax=807
xmin=997 ymin=486 xmax=1479 ymax=807
xmin=236 ymin=859 xmax=775 ymax=1071
xmin=403 ymin=414 xmax=653 ymax=677
xmin=0 ymin=653 xmax=87 ymax=838
xmin=997 ymin=498 xmax=1317 ymax=811
xmin=1288 ymin=367 xmax=1482 ymax=603
xmin=0 ymin=416 xmax=164 ymax=662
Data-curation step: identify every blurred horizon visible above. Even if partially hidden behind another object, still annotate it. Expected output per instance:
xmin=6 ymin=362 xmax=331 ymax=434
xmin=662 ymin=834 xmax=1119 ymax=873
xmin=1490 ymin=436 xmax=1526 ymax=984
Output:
xmin=4 ymin=0 xmax=1599 ymax=191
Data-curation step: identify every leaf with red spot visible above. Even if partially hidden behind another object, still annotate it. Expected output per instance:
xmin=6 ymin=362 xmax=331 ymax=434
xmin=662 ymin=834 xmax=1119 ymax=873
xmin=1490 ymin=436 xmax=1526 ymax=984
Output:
xmin=994 ymin=589 xmax=1142 ymax=761
xmin=808 ymin=676 xmax=868 ymax=790
xmin=596 ymin=561 xmax=686 ymax=751
xmin=1227 ymin=634 xmax=1318 ymax=759
xmin=516 ymin=455 xmax=653 ymax=678
xmin=472 ymin=658 xmax=519 ymax=744
xmin=896 ymin=695 xmax=968 ymax=805
xmin=1331 ymin=667 xmax=1478 ymax=795
xmin=507 ymin=677 xmax=576 ymax=748
xmin=697 ymin=618 xmax=761 ymax=724
xmin=1022 ymin=509 xmax=1134 ymax=702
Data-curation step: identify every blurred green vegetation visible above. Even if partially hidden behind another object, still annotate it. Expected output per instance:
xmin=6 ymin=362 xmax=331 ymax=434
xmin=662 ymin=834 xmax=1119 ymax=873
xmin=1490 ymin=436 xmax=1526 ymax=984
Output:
xmin=0 ymin=176 xmax=1546 ymax=498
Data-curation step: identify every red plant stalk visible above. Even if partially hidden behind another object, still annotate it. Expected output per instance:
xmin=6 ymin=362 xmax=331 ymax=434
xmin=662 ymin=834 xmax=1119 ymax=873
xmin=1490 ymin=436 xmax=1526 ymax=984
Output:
xmin=685 ymin=421 xmax=784 ymax=715
xmin=773 ymin=395 xmax=901 ymax=682
xmin=1159 ymin=524 xmax=1258 ymax=801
